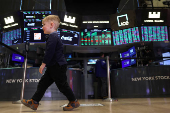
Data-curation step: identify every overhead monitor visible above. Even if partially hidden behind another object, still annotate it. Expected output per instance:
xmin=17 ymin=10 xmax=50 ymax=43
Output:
xmin=112 ymin=27 xmax=140 ymax=45
xmin=136 ymin=9 xmax=168 ymax=26
xmin=141 ymin=26 xmax=168 ymax=41
xmin=23 ymin=27 xmax=47 ymax=43
xmin=23 ymin=11 xmax=51 ymax=28
xmin=23 ymin=11 xmax=51 ymax=43
xmin=2 ymin=28 xmax=22 ymax=46
xmin=57 ymin=28 xmax=79 ymax=45
xmin=81 ymin=29 xmax=112 ymax=46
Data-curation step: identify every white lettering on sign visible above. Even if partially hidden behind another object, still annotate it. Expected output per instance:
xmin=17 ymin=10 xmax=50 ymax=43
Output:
xmin=61 ymin=36 xmax=73 ymax=41
xmin=64 ymin=15 xmax=76 ymax=23
xmin=131 ymin=76 xmax=170 ymax=81
xmin=154 ymin=20 xmax=164 ymax=22
xmin=6 ymin=79 xmax=40 ymax=83
xmin=117 ymin=14 xmax=129 ymax=27
xmin=27 ymin=23 xmax=35 ymax=26
xmin=3 ymin=23 xmax=18 ymax=29
xmin=70 ymin=24 xmax=78 ymax=28
xmin=144 ymin=20 xmax=164 ymax=22
xmin=26 ymin=16 xmax=34 ymax=18
xmin=148 ymin=12 xmax=160 ymax=18
xmin=82 ymin=21 xmax=109 ymax=23
xmin=60 ymin=22 xmax=78 ymax=28
xmin=4 ymin=16 xmax=14 ymax=24
xmin=120 ymin=21 xmax=129 ymax=26
xmin=144 ymin=20 xmax=154 ymax=22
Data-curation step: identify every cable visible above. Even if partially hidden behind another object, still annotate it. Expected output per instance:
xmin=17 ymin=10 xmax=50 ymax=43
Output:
xmin=32 ymin=0 xmax=50 ymax=9
xmin=119 ymin=0 xmax=130 ymax=13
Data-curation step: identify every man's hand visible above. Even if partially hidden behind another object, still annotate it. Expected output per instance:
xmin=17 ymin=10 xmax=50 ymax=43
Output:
xmin=39 ymin=63 xmax=46 ymax=74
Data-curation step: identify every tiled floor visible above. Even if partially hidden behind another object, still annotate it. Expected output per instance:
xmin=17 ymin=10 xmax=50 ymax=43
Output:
xmin=0 ymin=98 xmax=170 ymax=113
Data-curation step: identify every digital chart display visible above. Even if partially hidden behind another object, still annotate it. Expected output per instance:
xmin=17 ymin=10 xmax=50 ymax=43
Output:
xmin=57 ymin=28 xmax=79 ymax=45
xmin=2 ymin=28 xmax=22 ymax=46
xmin=112 ymin=27 xmax=140 ymax=45
xmin=23 ymin=11 xmax=51 ymax=28
xmin=23 ymin=11 xmax=51 ymax=43
xmin=23 ymin=27 xmax=47 ymax=43
xmin=81 ymin=29 xmax=112 ymax=46
xmin=141 ymin=26 xmax=168 ymax=41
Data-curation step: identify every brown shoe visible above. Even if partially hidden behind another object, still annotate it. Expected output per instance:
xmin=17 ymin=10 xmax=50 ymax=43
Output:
xmin=21 ymin=99 xmax=39 ymax=110
xmin=63 ymin=100 xmax=80 ymax=111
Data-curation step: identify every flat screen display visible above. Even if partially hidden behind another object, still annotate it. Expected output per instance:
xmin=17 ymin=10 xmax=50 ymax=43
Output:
xmin=130 ymin=56 xmax=136 ymax=65
xmin=23 ymin=11 xmax=51 ymax=43
xmin=87 ymin=59 xmax=98 ymax=64
xmin=162 ymin=52 xmax=170 ymax=60
xmin=57 ymin=28 xmax=79 ymax=45
xmin=129 ymin=46 xmax=136 ymax=56
xmin=23 ymin=27 xmax=47 ymax=43
xmin=81 ymin=29 xmax=112 ymax=46
xmin=2 ymin=28 xmax=22 ymax=46
xmin=120 ymin=51 xmax=130 ymax=59
xmin=23 ymin=11 xmax=51 ymax=28
xmin=141 ymin=26 xmax=168 ymax=41
xmin=12 ymin=53 xmax=24 ymax=62
xmin=112 ymin=27 xmax=140 ymax=45
xmin=121 ymin=59 xmax=131 ymax=68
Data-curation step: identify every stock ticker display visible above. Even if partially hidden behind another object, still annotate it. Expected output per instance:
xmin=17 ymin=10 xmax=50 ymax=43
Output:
xmin=2 ymin=28 xmax=22 ymax=46
xmin=81 ymin=29 xmax=112 ymax=45
xmin=23 ymin=11 xmax=51 ymax=43
xmin=112 ymin=27 xmax=140 ymax=45
xmin=141 ymin=26 xmax=168 ymax=41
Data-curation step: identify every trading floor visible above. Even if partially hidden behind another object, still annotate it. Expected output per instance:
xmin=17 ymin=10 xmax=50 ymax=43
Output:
xmin=1 ymin=98 xmax=170 ymax=113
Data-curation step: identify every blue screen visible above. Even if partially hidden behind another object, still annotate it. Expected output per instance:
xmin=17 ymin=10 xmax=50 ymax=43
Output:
xmin=130 ymin=56 xmax=136 ymax=65
xmin=12 ymin=53 xmax=24 ymax=62
xmin=122 ymin=59 xmax=131 ymax=68
xmin=121 ymin=51 xmax=130 ymax=59
xmin=128 ymin=46 xmax=136 ymax=56
xmin=121 ymin=46 xmax=136 ymax=68
xmin=2 ymin=28 xmax=22 ymax=46
xmin=141 ymin=26 xmax=168 ymax=41
xmin=88 ymin=59 xmax=98 ymax=64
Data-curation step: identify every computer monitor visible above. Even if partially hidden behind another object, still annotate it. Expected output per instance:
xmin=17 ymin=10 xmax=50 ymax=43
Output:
xmin=2 ymin=28 xmax=22 ymax=46
xmin=23 ymin=11 xmax=51 ymax=43
xmin=130 ymin=56 xmax=136 ymax=65
xmin=81 ymin=29 xmax=112 ymax=46
xmin=12 ymin=53 xmax=24 ymax=62
xmin=87 ymin=59 xmax=98 ymax=64
xmin=129 ymin=46 xmax=136 ymax=56
xmin=57 ymin=28 xmax=79 ymax=45
xmin=121 ymin=59 xmax=131 ymax=68
xmin=120 ymin=51 xmax=130 ymax=60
